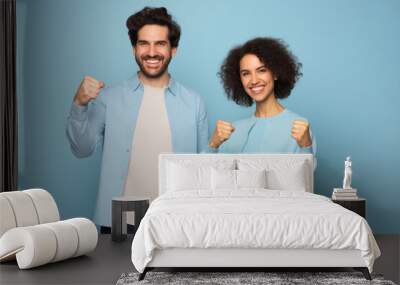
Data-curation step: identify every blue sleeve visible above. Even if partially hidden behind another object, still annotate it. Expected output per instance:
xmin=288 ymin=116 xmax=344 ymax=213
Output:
xmin=196 ymin=95 xmax=210 ymax=153
xmin=204 ymin=145 xmax=218 ymax=153
xmin=296 ymin=127 xmax=317 ymax=169
xmin=66 ymin=94 xmax=106 ymax=158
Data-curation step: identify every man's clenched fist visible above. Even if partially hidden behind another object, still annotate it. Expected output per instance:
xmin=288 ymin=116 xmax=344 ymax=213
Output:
xmin=209 ymin=120 xmax=235 ymax=149
xmin=73 ymin=76 xmax=105 ymax=106
xmin=291 ymin=120 xmax=312 ymax=148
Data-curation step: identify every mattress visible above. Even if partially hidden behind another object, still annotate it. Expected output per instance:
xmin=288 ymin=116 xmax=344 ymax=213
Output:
xmin=131 ymin=189 xmax=380 ymax=273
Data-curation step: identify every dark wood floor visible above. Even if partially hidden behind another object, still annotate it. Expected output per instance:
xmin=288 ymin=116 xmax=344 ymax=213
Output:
xmin=0 ymin=234 xmax=399 ymax=285
xmin=0 ymin=235 xmax=134 ymax=285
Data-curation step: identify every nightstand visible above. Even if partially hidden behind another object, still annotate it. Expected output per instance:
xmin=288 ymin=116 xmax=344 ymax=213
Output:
xmin=111 ymin=196 xmax=150 ymax=242
xmin=332 ymin=198 xmax=366 ymax=218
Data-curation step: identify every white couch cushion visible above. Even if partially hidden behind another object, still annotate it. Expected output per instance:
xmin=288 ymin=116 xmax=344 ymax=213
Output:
xmin=0 ymin=192 xmax=39 ymax=227
xmin=0 ymin=196 xmax=17 ymax=237
xmin=23 ymin=189 xmax=59 ymax=223
xmin=0 ymin=225 xmax=57 ymax=269
xmin=0 ymin=189 xmax=97 ymax=269
xmin=42 ymin=221 xmax=79 ymax=262
xmin=0 ymin=189 xmax=59 ymax=238
xmin=64 ymin=218 xmax=98 ymax=257
xmin=0 ymin=218 xmax=97 ymax=269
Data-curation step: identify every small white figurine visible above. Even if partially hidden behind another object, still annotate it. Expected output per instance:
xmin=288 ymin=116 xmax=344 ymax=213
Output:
xmin=342 ymin=156 xmax=352 ymax=189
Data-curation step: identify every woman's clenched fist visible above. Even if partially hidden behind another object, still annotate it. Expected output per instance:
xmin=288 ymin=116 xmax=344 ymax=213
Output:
xmin=291 ymin=120 xmax=312 ymax=148
xmin=209 ymin=120 xmax=235 ymax=149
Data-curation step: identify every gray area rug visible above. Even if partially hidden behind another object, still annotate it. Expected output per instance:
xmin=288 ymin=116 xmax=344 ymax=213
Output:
xmin=116 ymin=271 xmax=396 ymax=285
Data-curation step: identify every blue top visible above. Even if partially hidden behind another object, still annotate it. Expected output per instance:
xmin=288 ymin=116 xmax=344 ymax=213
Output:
xmin=66 ymin=75 xmax=209 ymax=226
xmin=217 ymin=109 xmax=316 ymax=155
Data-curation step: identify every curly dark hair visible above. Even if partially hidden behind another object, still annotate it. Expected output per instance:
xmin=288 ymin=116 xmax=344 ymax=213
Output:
xmin=219 ymin=37 xmax=302 ymax=107
xmin=126 ymin=7 xmax=181 ymax=48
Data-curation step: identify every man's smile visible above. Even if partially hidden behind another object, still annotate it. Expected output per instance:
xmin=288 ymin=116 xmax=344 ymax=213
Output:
xmin=142 ymin=56 xmax=163 ymax=69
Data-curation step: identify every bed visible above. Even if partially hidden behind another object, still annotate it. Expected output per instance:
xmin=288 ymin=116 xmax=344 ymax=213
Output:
xmin=131 ymin=154 xmax=380 ymax=280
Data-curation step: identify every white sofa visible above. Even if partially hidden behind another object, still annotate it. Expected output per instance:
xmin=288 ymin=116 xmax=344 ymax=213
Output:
xmin=0 ymin=189 xmax=98 ymax=269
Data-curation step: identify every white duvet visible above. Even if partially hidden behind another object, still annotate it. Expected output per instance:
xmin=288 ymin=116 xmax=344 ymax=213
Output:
xmin=131 ymin=190 xmax=380 ymax=273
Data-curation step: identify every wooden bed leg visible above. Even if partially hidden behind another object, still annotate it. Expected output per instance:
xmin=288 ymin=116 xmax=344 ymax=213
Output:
xmin=138 ymin=268 xmax=148 ymax=281
xmin=354 ymin=267 xmax=371 ymax=280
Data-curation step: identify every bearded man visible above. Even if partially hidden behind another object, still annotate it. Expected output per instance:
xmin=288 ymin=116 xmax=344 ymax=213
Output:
xmin=66 ymin=7 xmax=209 ymax=231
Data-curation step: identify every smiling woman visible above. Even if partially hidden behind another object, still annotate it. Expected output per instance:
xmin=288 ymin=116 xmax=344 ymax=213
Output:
xmin=209 ymin=37 xmax=316 ymax=157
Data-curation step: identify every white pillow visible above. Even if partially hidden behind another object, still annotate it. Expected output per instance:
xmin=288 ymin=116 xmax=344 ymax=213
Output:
xmin=167 ymin=162 xmax=211 ymax=191
xmin=211 ymin=168 xmax=236 ymax=189
xmin=237 ymin=169 xmax=267 ymax=189
xmin=211 ymin=169 xmax=267 ymax=190
xmin=237 ymin=158 xmax=309 ymax=192
xmin=266 ymin=162 xmax=307 ymax=191
xmin=166 ymin=159 xmax=236 ymax=192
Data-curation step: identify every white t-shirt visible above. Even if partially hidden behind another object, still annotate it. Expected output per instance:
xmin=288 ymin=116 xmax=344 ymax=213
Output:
xmin=123 ymin=84 xmax=172 ymax=224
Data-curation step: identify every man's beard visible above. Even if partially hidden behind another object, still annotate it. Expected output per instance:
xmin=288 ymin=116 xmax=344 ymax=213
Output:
xmin=135 ymin=54 xmax=172 ymax=79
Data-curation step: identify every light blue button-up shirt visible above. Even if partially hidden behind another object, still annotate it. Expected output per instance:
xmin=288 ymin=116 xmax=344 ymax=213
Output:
xmin=66 ymin=75 xmax=209 ymax=226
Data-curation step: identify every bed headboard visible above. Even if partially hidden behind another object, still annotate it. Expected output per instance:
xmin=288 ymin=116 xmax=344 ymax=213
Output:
xmin=159 ymin=153 xmax=314 ymax=195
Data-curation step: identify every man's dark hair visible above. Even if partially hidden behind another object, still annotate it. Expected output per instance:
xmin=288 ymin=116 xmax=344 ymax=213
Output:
xmin=219 ymin=37 xmax=302 ymax=107
xmin=126 ymin=7 xmax=181 ymax=48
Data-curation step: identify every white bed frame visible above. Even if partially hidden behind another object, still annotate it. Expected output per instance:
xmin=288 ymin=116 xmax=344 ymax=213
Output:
xmin=148 ymin=248 xmax=365 ymax=267
xmin=139 ymin=154 xmax=371 ymax=280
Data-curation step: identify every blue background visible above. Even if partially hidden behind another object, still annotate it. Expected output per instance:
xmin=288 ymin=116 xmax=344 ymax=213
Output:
xmin=16 ymin=0 xmax=400 ymax=233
